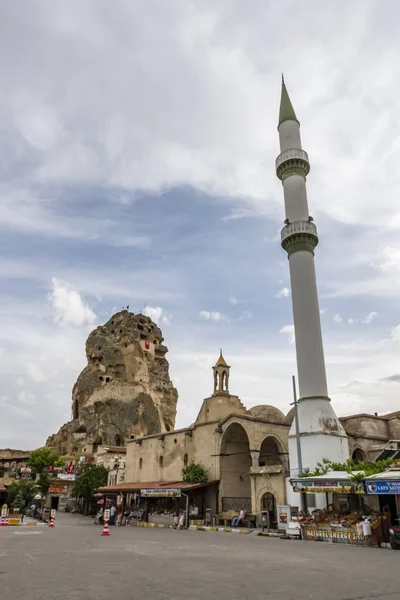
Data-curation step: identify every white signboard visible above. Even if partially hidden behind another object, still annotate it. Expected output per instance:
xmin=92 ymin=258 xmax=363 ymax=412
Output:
xmin=57 ymin=473 xmax=76 ymax=481
xmin=104 ymin=509 xmax=110 ymax=521
xmin=50 ymin=509 xmax=56 ymax=519
xmin=1 ymin=506 xmax=7 ymax=517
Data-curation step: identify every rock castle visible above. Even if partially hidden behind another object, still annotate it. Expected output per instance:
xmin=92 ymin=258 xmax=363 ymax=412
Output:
xmin=46 ymin=310 xmax=178 ymax=455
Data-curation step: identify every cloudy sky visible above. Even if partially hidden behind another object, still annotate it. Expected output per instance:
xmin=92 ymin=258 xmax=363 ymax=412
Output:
xmin=1 ymin=0 xmax=400 ymax=450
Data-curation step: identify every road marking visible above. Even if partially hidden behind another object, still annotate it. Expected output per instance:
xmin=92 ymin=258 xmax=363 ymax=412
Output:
xmin=13 ymin=530 xmax=42 ymax=535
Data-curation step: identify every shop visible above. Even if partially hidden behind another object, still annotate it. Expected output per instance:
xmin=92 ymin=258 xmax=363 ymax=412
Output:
xmin=290 ymin=472 xmax=388 ymax=548
xmin=98 ymin=480 xmax=218 ymax=526
xmin=46 ymin=478 xmax=75 ymax=511
xmin=364 ymin=470 xmax=400 ymax=529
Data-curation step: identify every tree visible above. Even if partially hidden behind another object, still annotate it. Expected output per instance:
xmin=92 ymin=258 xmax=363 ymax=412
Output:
xmin=7 ymin=479 xmax=38 ymax=508
xmin=71 ymin=463 xmax=108 ymax=514
xmin=182 ymin=461 xmax=208 ymax=484
xmin=28 ymin=447 xmax=63 ymax=475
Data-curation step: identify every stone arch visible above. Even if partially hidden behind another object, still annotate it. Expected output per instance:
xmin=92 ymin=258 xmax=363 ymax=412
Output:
xmin=259 ymin=435 xmax=284 ymax=467
xmin=352 ymin=448 xmax=367 ymax=463
xmin=219 ymin=422 xmax=252 ymax=512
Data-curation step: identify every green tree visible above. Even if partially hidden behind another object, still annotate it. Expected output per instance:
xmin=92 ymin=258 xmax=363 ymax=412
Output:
xmin=28 ymin=447 xmax=63 ymax=475
xmin=182 ymin=461 xmax=208 ymax=484
xmin=11 ymin=491 xmax=26 ymax=515
xmin=7 ymin=479 xmax=38 ymax=507
xmin=71 ymin=463 xmax=108 ymax=515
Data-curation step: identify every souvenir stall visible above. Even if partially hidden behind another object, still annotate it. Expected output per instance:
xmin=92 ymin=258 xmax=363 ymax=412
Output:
xmin=290 ymin=472 xmax=388 ymax=547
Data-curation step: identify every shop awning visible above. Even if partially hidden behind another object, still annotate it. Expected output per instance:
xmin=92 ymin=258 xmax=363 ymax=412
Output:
xmin=98 ymin=480 xmax=218 ymax=495
xmin=290 ymin=471 xmax=364 ymax=494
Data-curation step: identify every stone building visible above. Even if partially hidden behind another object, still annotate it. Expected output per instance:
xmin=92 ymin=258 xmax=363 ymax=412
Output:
xmin=340 ymin=412 xmax=400 ymax=462
xmin=122 ymin=353 xmax=292 ymax=524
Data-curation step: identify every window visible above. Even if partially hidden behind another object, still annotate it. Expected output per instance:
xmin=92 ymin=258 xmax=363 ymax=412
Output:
xmin=183 ymin=454 xmax=188 ymax=467
xmin=105 ymin=377 xmax=110 ymax=383
xmin=139 ymin=458 xmax=143 ymax=469
xmin=115 ymin=435 xmax=122 ymax=447
xmin=159 ymin=456 xmax=164 ymax=468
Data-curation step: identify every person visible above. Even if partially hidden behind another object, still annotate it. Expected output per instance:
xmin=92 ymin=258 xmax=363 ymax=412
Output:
xmin=232 ymin=507 xmax=246 ymax=528
xmin=110 ymin=503 xmax=116 ymax=525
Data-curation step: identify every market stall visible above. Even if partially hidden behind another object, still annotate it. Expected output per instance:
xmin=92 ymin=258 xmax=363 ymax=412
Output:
xmin=290 ymin=472 xmax=387 ymax=547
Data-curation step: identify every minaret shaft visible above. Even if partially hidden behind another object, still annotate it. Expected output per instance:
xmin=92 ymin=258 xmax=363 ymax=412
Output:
xmin=276 ymin=81 xmax=348 ymax=476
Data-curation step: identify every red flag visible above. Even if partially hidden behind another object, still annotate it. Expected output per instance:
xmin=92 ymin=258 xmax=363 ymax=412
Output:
xmin=145 ymin=341 xmax=150 ymax=350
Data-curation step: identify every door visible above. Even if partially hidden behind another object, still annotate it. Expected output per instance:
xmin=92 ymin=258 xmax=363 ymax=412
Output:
xmin=261 ymin=493 xmax=276 ymax=529
xmin=51 ymin=496 xmax=59 ymax=510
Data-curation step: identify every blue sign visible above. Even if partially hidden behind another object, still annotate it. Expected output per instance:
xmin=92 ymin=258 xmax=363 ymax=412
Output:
xmin=365 ymin=480 xmax=400 ymax=494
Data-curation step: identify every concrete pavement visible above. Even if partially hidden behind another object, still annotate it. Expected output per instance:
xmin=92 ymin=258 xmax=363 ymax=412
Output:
xmin=0 ymin=512 xmax=398 ymax=600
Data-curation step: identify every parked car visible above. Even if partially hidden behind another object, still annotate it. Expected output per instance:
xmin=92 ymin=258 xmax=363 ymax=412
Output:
xmin=389 ymin=527 xmax=400 ymax=550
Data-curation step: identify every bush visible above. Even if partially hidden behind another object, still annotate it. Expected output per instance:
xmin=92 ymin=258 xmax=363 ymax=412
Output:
xmin=182 ymin=461 xmax=208 ymax=484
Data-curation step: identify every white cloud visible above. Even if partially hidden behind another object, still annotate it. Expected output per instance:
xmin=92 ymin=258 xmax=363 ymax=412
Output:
xmin=362 ymin=311 xmax=378 ymax=324
xmin=279 ymin=324 xmax=295 ymax=344
xmin=237 ymin=311 xmax=253 ymax=321
xmin=391 ymin=325 xmax=400 ymax=341
xmin=144 ymin=305 xmax=171 ymax=325
xmin=334 ymin=314 xmax=343 ymax=323
xmin=49 ymin=278 xmax=97 ymax=326
xmin=320 ymin=308 xmax=327 ymax=315
xmin=229 ymin=296 xmax=238 ymax=305
xmin=276 ymin=287 xmax=290 ymax=298
xmin=199 ymin=310 xmax=226 ymax=322
xmin=348 ymin=318 xmax=354 ymax=324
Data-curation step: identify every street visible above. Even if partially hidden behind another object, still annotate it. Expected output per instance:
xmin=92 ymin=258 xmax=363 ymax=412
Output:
xmin=0 ymin=512 xmax=398 ymax=600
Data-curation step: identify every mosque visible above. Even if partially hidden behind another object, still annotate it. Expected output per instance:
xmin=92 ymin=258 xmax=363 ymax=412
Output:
xmin=98 ymin=82 xmax=400 ymax=523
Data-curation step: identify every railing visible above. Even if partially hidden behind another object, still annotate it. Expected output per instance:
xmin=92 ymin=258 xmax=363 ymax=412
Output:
xmin=281 ymin=219 xmax=318 ymax=244
xmin=222 ymin=497 xmax=252 ymax=513
xmin=275 ymin=148 xmax=309 ymax=171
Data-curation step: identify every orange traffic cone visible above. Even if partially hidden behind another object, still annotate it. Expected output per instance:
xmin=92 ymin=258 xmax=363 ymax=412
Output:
xmin=0 ymin=515 xmax=7 ymax=527
xmin=101 ymin=520 xmax=110 ymax=536
xmin=48 ymin=516 xmax=55 ymax=528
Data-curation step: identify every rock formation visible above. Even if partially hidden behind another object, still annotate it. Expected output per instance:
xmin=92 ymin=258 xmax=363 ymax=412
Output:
xmin=46 ymin=311 xmax=178 ymax=455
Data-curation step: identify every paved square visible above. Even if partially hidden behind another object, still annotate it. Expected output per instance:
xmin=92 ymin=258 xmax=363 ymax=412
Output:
xmin=0 ymin=513 xmax=398 ymax=600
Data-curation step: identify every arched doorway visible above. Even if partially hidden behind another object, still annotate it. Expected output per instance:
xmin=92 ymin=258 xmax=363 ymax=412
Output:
xmin=220 ymin=423 xmax=251 ymax=513
xmin=259 ymin=436 xmax=282 ymax=466
xmin=352 ymin=448 xmax=367 ymax=463
xmin=261 ymin=492 xmax=277 ymax=529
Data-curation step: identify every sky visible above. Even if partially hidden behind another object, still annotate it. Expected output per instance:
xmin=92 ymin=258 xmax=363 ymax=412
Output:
xmin=1 ymin=0 xmax=400 ymax=450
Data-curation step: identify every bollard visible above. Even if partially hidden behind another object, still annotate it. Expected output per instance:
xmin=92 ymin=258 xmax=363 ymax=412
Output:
xmin=48 ymin=509 xmax=56 ymax=528
xmin=101 ymin=508 xmax=111 ymax=536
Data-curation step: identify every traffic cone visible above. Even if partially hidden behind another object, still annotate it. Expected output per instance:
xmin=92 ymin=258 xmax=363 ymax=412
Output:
xmin=0 ymin=515 xmax=7 ymax=527
xmin=48 ymin=516 xmax=55 ymax=528
xmin=101 ymin=520 xmax=110 ymax=536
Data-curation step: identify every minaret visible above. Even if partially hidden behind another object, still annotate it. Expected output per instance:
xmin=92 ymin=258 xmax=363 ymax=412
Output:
xmin=276 ymin=78 xmax=348 ymax=475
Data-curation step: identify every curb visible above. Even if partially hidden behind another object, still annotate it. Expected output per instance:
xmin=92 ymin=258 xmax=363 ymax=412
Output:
xmin=0 ymin=521 xmax=48 ymax=527
xmin=137 ymin=521 xmax=173 ymax=529
xmin=189 ymin=525 xmax=251 ymax=534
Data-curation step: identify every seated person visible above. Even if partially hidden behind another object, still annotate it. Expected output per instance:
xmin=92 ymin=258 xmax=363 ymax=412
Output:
xmin=232 ymin=507 xmax=246 ymax=528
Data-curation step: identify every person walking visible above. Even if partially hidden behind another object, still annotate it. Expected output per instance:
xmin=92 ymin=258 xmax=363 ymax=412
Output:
xmin=110 ymin=503 xmax=116 ymax=526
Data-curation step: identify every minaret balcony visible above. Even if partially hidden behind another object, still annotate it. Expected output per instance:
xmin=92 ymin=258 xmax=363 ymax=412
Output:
xmin=281 ymin=220 xmax=319 ymax=255
xmin=276 ymin=148 xmax=310 ymax=180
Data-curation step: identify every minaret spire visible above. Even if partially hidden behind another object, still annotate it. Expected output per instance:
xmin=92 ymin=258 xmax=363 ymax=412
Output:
xmin=278 ymin=79 xmax=298 ymax=127
xmin=276 ymin=80 xmax=348 ymax=478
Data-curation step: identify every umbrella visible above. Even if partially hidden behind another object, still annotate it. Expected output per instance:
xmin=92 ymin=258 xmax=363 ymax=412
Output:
xmin=97 ymin=499 xmax=104 ymax=504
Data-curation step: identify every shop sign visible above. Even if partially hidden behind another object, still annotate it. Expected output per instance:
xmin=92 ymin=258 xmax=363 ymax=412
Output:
xmin=140 ymin=488 xmax=181 ymax=498
xmin=57 ymin=473 xmax=76 ymax=481
xmin=292 ymin=480 xmax=364 ymax=494
xmin=365 ymin=480 xmax=400 ymax=494
xmin=302 ymin=525 xmax=366 ymax=545
xmin=104 ymin=509 xmax=110 ymax=521
xmin=48 ymin=485 xmax=69 ymax=494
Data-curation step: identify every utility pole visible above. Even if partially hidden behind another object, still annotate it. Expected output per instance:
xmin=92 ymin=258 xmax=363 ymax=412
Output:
xmin=291 ymin=375 xmax=306 ymax=513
